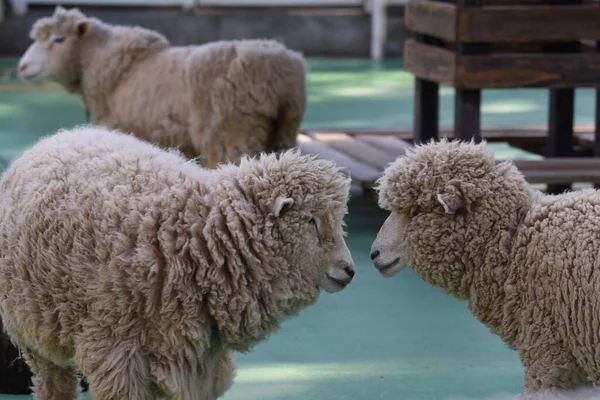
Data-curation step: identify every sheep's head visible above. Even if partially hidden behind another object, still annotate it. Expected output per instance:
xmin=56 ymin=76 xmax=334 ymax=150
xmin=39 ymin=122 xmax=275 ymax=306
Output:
xmin=18 ymin=6 xmax=90 ymax=84
xmin=370 ymin=139 xmax=530 ymax=299
xmin=206 ymin=150 xmax=355 ymax=350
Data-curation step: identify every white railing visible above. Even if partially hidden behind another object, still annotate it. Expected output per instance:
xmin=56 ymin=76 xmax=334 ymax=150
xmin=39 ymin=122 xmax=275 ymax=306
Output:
xmin=8 ymin=0 xmax=404 ymax=59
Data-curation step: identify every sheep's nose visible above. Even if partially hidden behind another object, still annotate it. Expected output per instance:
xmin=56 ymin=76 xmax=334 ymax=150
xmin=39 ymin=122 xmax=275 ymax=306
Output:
xmin=344 ymin=266 xmax=355 ymax=278
xmin=18 ymin=63 xmax=27 ymax=72
xmin=370 ymin=250 xmax=380 ymax=260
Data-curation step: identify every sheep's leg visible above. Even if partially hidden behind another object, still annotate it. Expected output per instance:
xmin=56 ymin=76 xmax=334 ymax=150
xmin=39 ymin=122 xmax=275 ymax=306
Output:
xmin=74 ymin=331 xmax=154 ymax=400
xmin=212 ymin=350 xmax=236 ymax=399
xmin=151 ymin=349 xmax=236 ymax=400
xmin=520 ymin=343 xmax=587 ymax=392
xmin=20 ymin=347 xmax=78 ymax=400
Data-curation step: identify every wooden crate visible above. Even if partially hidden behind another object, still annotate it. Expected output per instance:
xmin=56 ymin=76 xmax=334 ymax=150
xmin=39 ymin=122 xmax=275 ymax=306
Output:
xmin=403 ymin=0 xmax=600 ymax=193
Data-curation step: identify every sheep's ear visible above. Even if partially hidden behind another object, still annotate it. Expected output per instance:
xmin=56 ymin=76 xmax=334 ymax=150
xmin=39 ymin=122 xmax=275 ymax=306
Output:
xmin=272 ymin=196 xmax=294 ymax=218
xmin=436 ymin=184 xmax=466 ymax=215
xmin=54 ymin=5 xmax=66 ymax=14
xmin=77 ymin=21 xmax=89 ymax=37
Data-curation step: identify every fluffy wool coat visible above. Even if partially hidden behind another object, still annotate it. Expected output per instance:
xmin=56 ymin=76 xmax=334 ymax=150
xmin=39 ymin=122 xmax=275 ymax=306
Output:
xmin=372 ymin=139 xmax=600 ymax=395
xmin=20 ymin=7 xmax=307 ymax=168
xmin=0 ymin=125 xmax=353 ymax=400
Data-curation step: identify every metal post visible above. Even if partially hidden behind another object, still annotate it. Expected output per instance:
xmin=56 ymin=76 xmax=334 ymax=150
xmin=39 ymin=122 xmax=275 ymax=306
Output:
xmin=369 ymin=0 xmax=387 ymax=61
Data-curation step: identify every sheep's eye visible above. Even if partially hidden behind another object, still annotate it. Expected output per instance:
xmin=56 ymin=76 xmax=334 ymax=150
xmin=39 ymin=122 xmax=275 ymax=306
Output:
xmin=53 ymin=37 xmax=65 ymax=44
xmin=308 ymin=216 xmax=321 ymax=234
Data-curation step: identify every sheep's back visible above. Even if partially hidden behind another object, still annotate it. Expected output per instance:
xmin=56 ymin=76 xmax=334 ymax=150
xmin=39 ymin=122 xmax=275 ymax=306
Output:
xmin=184 ymin=39 xmax=306 ymax=116
xmin=106 ymin=47 xmax=193 ymax=140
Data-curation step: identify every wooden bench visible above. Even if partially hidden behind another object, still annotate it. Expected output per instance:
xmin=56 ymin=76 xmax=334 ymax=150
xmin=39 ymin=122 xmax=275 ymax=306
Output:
xmin=403 ymin=0 xmax=600 ymax=193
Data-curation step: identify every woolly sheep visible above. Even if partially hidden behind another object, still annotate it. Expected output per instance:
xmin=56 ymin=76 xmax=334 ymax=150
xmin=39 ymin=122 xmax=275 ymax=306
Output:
xmin=0 ymin=125 xmax=355 ymax=400
xmin=370 ymin=139 xmax=600 ymax=397
xmin=17 ymin=6 xmax=307 ymax=168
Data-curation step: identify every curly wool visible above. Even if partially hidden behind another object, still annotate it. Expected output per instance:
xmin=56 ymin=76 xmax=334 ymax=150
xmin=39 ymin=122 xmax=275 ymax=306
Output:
xmin=375 ymin=139 xmax=600 ymax=393
xmin=0 ymin=125 xmax=350 ymax=399
xmin=26 ymin=6 xmax=307 ymax=168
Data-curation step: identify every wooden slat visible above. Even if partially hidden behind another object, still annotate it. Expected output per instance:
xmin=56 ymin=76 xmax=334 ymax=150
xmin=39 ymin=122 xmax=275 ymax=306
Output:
xmin=455 ymin=52 xmax=600 ymax=88
xmin=308 ymin=125 xmax=582 ymax=141
xmin=405 ymin=0 xmax=457 ymax=42
xmin=405 ymin=1 xmax=600 ymax=43
xmin=300 ymin=131 xmax=600 ymax=187
xmin=404 ymin=39 xmax=456 ymax=86
xmin=406 ymin=39 xmax=600 ymax=89
xmin=355 ymin=135 xmax=412 ymax=159
xmin=305 ymin=132 xmax=398 ymax=170
xmin=456 ymin=4 xmax=600 ymax=43
xmin=511 ymin=158 xmax=600 ymax=171
xmin=296 ymin=134 xmax=382 ymax=182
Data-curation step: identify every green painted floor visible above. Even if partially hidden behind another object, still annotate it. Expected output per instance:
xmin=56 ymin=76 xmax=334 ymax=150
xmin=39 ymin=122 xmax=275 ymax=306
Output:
xmin=0 ymin=56 xmax=593 ymax=399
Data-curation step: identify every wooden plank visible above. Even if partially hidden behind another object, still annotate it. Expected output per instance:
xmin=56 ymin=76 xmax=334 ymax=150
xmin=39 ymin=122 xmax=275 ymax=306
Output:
xmin=304 ymin=124 xmax=598 ymax=148
xmin=355 ymin=135 xmax=412 ymax=159
xmin=305 ymin=132 xmax=398 ymax=170
xmin=456 ymin=4 xmax=600 ymax=43
xmin=296 ymin=134 xmax=382 ymax=182
xmin=405 ymin=0 xmax=457 ymax=42
xmin=404 ymin=39 xmax=456 ymax=86
xmin=512 ymin=158 xmax=600 ymax=171
xmin=454 ymin=52 xmax=600 ymax=88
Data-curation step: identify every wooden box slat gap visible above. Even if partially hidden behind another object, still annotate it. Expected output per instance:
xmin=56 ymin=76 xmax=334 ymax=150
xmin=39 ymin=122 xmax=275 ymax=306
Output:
xmin=406 ymin=0 xmax=600 ymax=43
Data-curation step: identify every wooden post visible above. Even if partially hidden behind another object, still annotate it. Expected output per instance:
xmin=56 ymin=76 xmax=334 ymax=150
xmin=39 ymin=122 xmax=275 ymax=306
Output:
xmin=0 ymin=318 xmax=32 ymax=394
xmin=595 ymin=40 xmax=600 ymax=189
xmin=543 ymin=0 xmax=580 ymax=194
xmin=413 ymin=33 xmax=440 ymax=144
xmin=453 ymin=0 xmax=486 ymax=143
xmin=454 ymin=89 xmax=481 ymax=142
xmin=414 ymin=77 xmax=439 ymax=144
xmin=546 ymin=88 xmax=575 ymax=194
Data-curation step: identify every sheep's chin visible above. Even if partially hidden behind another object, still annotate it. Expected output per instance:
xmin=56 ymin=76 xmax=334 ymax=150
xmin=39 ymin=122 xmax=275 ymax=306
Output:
xmin=320 ymin=275 xmax=347 ymax=294
xmin=379 ymin=260 xmax=405 ymax=278
xmin=18 ymin=66 xmax=44 ymax=82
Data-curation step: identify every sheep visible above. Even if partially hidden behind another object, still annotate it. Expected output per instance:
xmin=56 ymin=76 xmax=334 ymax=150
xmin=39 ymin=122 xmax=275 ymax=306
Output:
xmin=0 ymin=124 xmax=355 ymax=400
xmin=17 ymin=6 xmax=307 ymax=169
xmin=370 ymin=139 xmax=600 ymax=398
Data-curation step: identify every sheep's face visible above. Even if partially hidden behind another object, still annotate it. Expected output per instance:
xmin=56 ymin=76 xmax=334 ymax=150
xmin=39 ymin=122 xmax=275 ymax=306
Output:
xmin=208 ymin=151 xmax=355 ymax=349
xmin=268 ymin=195 xmax=355 ymax=295
xmin=228 ymin=151 xmax=355 ymax=298
xmin=17 ymin=7 xmax=88 ymax=84
xmin=371 ymin=139 xmax=525 ymax=299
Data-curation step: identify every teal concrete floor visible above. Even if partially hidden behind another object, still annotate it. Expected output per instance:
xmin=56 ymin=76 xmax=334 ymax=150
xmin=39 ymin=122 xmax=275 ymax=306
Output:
xmin=1 ymin=56 xmax=594 ymax=399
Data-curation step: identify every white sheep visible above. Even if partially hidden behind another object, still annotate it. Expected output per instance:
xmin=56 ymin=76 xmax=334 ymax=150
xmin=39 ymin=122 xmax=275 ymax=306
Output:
xmin=0 ymin=124 xmax=355 ymax=400
xmin=371 ymin=139 xmax=600 ymax=398
xmin=17 ymin=6 xmax=307 ymax=168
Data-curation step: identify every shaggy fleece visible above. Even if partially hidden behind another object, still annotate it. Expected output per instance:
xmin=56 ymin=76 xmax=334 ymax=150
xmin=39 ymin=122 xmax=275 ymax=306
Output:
xmin=0 ymin=125 xmax=352 ymax=399
xmin=373 ymin=139 xmax=600 ymax=394
xmin=21 ymin=6 xmax=306 ymax=168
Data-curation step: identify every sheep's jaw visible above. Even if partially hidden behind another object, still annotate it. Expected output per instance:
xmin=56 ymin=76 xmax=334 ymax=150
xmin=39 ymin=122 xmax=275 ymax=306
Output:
xmin=373 ymin=257 xmax=405 ymax=278
xmin=320 ymin=265 xmax=355 ymax=293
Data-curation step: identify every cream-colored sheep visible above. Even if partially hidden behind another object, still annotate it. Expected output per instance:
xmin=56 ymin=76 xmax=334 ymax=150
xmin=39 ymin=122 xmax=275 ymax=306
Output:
xmin=370 ymin=139 xmax=600 ymax=397
xmin=17 ymin=6 xmax=307 ymax=168
xmin=0 ymin=125 xmax=355 ymax=400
